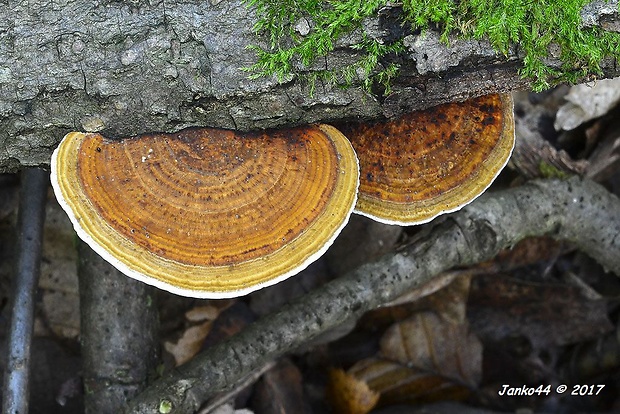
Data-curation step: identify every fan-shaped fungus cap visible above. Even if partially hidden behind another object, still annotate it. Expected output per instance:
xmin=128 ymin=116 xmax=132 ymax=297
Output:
xmin=51 ymin=125 xmax=359 ymax=298
xmin=337 ymin=94 xmax=515 ymax=225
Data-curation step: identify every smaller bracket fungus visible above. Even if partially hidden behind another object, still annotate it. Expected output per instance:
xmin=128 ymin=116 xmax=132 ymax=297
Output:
xmin=337 ymin=94 xmax=515 ymax=225
xmin=51 ymin=125 xmax=359 ymax=298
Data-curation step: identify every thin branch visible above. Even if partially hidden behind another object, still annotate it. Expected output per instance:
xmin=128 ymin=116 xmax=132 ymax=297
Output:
xmin=125 ymin=176 xmax=620 ymax=413
xmin=1 ymin=168 xmax=49 ymax=414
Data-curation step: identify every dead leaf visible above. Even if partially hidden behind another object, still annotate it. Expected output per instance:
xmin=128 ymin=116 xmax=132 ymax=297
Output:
xmin=164 ymin=320 xmax=213 ymax=366
xmin=186 ymin=305 xmax=223 ymax=322
xmin=334 ymin=309 xmax=482 ymax=409
xmin=379 ymin=312 xmax=482 ymax=388
xmin=361 ymin=274 xmax=472 ymax=331
xmin=348 ymin=358 xmax=472 ymax=406
xmin=164 ymin=303 xmax=233 ymax=366
xmin=250 ymin=358 xmax=310 ymax=414
xmin=326 ymin=368 xmax=380 ymax=414
xmin=201 ymin=301 xmax=256 ymax=349
xmin=478 ymin=236 xmax=566 ymax=273
xmin=468 ymin=274 xmax=614 ymax=349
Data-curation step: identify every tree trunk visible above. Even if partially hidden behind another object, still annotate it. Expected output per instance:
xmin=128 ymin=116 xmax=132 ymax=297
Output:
xmin=78 ymin=241 xmax=160 ymax=414
xmin=0 ymin=0 xmax=618 ymax=172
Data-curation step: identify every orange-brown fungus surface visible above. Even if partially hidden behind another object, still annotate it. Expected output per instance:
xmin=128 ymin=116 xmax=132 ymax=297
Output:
xmin=338 ymin=94 xmax=514 ymax=225
xmin=51 ymin=125 xmax=359 ymax=298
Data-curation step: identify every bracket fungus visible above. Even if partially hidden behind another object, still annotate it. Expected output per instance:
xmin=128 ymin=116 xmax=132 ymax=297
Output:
xmin=51 ymin=125 xmax=359 ymax=298
xmin=337 ymin=94 xmax=515 ymax=225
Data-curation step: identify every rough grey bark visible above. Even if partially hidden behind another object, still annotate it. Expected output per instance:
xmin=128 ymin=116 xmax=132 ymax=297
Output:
xmin=125 ymin=176 xmax=620 ymax=414
xmin=0 ymin=0 xmax=618 ymax=172
xmin=78 ymin=241 xmax=160 ymax=414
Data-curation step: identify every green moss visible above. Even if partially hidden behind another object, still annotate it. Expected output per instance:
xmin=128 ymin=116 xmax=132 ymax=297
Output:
xmin=539 ymin=161 xmax=570 ymax=179
xmin=243 ymin=0 xmax=620 ymax=92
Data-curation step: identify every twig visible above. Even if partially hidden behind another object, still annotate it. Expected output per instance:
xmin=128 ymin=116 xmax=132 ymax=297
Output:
xmin=125 ymin=176 xmax=620 ymax=413
xmin=1 ymin=167 xmax=49 ymax=414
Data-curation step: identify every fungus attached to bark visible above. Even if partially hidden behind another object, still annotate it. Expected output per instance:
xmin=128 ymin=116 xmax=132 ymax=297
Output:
xmin=337 ymin=94 xmax=515 ymax=225
xmin=51 ymin=125 xmax=359 ymax=298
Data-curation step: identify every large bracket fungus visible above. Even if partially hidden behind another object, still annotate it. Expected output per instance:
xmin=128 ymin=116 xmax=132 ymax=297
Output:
xmin=337 ymin=94 xmax=515 ymax=225
xmin=51 ymin=125 xmax=359 ymax=298
xmin=51 ymin=94 xmax=514 ymax=296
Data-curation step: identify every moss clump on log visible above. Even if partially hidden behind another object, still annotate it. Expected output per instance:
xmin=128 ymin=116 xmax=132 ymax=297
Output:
xmin=244 ymin=0 xmax=620 ymax=92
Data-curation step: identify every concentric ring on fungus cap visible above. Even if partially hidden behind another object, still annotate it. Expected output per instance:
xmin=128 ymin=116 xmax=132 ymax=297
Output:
xmin=51 ymin=125 xmax=359 ymax=298
xmin=337 ymin=94 xmax=515 ymax=225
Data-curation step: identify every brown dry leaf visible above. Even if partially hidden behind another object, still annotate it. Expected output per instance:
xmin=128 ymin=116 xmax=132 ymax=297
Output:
xmin=164 ymin=304 xmax=231 ymax=366
xmin=360 ymin=274 xmax=472 ymax=332
xmin=164 ymin=321 xmax=213 ymax=366
xmin=478 ymin=236 xmax=566 ymax=273
xmin=250 ymin=358 xmax=310 ymax=414
xmin=349 ymin=358 xmax=471 ymax=406
xmin=380 ymin=312 xmax=482 ymax=388
xmin=339 ymin=310 xmax=482 ymax=409
xmin=326 ymin=368 xmax=380 ymax=414
xmin=201 ymin=301 xmax=256 ymax=348
xmin=185 ymin=304 xmax=223 ymax=322
xmin=468 ymin=274 xmax=613 ymax=349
